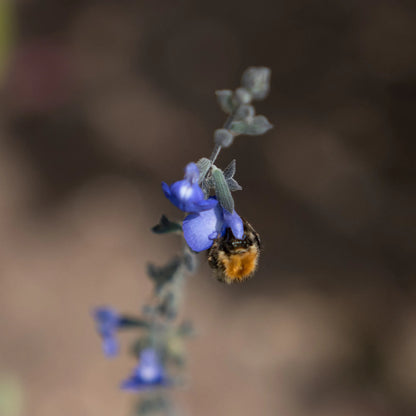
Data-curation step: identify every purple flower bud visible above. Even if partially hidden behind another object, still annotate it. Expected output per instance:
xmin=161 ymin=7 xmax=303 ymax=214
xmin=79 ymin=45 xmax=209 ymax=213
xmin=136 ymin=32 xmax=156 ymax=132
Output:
xmin=93 ymin=307 xmax=121 ymax=357
xmin=121 ymin=348 xmax=170 ymax=391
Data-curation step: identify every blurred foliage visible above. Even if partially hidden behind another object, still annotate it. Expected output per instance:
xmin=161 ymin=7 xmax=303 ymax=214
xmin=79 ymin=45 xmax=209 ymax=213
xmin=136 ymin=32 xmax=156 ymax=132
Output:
xmin=151 ymin=215 xmax=182 ymax=235
xmin=0 ymin=376 xmax=23 ymax=416
xmin=0 ymin=0 xmax=13 ymax=85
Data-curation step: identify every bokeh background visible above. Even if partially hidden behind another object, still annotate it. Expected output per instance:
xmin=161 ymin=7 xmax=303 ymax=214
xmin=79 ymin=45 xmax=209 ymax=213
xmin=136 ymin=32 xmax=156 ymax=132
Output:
xmin=1 ymin=0 xmax=415 ymax=415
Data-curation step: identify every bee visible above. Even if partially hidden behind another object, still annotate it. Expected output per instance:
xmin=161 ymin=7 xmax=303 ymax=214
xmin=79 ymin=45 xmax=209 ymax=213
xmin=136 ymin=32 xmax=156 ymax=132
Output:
xmin=207 ymin=218 xmax=261 ymax=284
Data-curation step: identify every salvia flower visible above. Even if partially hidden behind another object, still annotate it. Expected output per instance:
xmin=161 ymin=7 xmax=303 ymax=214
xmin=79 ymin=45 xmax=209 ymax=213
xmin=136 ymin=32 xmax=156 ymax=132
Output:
xmin=182 ymin=197 xmax=244 ymax=252
xmin=93 ymin=307 xmax=121 ymax=357
xmin=162 ymin=163 xmax=217 ymax=213
xmin=121 ymin=348 xmax=170 ymax=391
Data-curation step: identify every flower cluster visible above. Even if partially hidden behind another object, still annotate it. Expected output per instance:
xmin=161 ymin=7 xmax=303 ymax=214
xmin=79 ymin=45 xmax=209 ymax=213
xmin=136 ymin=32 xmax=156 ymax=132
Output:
xmin=162 ymin=162 xmax=244 ymax=252
xmin=93 ymin=305 xmax=184 ymax=393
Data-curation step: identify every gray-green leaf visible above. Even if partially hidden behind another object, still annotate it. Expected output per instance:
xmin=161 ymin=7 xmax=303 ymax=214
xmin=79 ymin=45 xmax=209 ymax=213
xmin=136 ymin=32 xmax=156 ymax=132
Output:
xmin=227 ymin=178 xmax=242 ymax=191
xmin=147 ymin=257 xmax=182 ymax=294
xmin=233 ymin=87 xmax=252 ymax=105
xmin=241 ymin=67 xmax=271 ymax=100
xmin=230 ymin=115 xmax=273 ymax=136
xmin=215 ymin=90 xmax=234 ymax=114
xmin=223 ymin=159 xmax=236 ymax=179
xmin=214 ymin=129 xmax=234 ymax=148
xmin=196 ymin=157 xmax=211 ymax=183
xmin=151 ymin=215 xmax=182 ymax=234
xmin=234 ymin=104 xmax=255 ymax=121
xmin=222 ymin=160 xmax=243 ymax=191
xmin=212 ymin=167 xmax=234 ymax=213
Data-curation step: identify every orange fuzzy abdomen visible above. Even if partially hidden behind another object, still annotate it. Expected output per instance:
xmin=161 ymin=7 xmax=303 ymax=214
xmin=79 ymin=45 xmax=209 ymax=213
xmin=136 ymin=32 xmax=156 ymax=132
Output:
xmin=220 ymin=248 xmax=258 ymax=283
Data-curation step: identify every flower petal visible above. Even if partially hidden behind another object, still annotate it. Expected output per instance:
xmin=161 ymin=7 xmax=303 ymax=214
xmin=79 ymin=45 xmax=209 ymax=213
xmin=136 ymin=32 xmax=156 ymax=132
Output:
xmin=136 ymin=349 xmax=164 ymax=382
xmin=121 ymin=349 xmax=169 ymax=391
xmin=139 ymin=348 xmax=159 ymax=365
xmin=120 ymin=376 xmax=169 ymax=391
xmin=93 ymin=307 xmax=120 ymax=336
xmin=162 ymin=163 xmax=218 ymax=213
xmin=161 ymin=182 xmax=172 ymax=198
xmin=162 ymin=179 xmax=214 ymax=213
xmin=192 ymin=196 xmax=218 ymax=211
xmin=120 ymin=375 xmax=152 ymax=391
xmin=103 ymin=335 xmax=119 ymax=357
xmin=184 ymin=162 xmax=200 ymax=184
xmin=223 ymin=210 xmax=244 ymax=239
xmin=93 ymin=307 xmax=121 ymax=357
xmin=171 ymin=181 xmax=205 ymax=210
xmin=183 ymin=201 xmax=222 ymax=252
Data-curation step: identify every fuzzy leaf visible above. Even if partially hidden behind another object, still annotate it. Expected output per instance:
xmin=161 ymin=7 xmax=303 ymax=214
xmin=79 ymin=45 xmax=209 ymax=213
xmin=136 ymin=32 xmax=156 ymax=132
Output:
xmin=222 ymin=160 xmax=242 ymax=192
xmin=215 ymin=90 xmax=234 ymax=114
xmin=234 ymin=104 xmax=255 ymax=121
xmin=147 ymin=257 xmax=182 ymax=294
xmin=157 ymin=291 xmax=177 ymax=320
xmin=229 ymin=120 xmax=248 ymax=135
xmin=241 ymin=67 xmax=271 ymax=100
xmin=152 ymin=215 xmax=182 ymax=234
xmin=196 ymin=157 xmax=211 ymax=183
xmin=223 ymin=159 xmax=236 ymax=179
xmin=227 ymin=178 xmax=242 ymax=191
xmin=233 ymin=87 xmax=252 ymax=105
xmin=212 ymin=167 xmax=234 ymax=213
xmin=230 ymin=115 xmax=273 ymax=136
xmin=214 ymin=129 xmax=234 ymax=148
xmin=249 ymin=115 xmax=273 ymax=134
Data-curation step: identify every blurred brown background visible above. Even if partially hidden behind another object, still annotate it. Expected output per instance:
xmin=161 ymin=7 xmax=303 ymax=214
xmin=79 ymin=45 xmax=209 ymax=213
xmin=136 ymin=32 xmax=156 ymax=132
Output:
xmin=0 ymin=0 xmax=415 ymax=415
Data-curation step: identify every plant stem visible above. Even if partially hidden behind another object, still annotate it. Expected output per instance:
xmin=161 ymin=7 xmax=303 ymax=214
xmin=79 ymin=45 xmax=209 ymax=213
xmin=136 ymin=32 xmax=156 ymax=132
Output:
xmin=209 ymin=111 xmax=237 ymax=165
xmin=209 ymin=144 xmax=222 ymax=164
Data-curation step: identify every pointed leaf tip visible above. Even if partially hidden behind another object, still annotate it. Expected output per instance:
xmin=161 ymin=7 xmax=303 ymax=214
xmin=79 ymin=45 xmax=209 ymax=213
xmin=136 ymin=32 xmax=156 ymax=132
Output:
xmin=230 ymin=115 xmax=273 ymax=136
xmin=152 ymin=215 xmax=182 ymax=234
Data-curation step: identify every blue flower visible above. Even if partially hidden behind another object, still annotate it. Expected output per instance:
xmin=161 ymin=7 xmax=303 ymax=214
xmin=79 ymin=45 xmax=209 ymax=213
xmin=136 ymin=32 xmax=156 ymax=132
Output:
xmin=162 ymin=163 xmax=218 ymax=213
xmin=182 ymin=197 xmax=244 ymax=252
xmin=121 ymin=348 xmax=170 ymax=391
xmin=93 ymin=307 xmax=121 ymax=357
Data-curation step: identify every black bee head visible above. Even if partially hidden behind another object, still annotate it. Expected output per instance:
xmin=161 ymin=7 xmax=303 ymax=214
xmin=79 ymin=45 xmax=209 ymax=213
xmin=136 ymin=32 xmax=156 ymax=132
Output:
xmin=223 ymin=228 xmax=250 ymax=250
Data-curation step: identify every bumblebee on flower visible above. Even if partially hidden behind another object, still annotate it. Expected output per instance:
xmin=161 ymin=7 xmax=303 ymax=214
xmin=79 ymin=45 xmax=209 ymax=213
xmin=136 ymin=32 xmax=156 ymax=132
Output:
xmin=162 ymin=162 xmax=261 ymax=284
